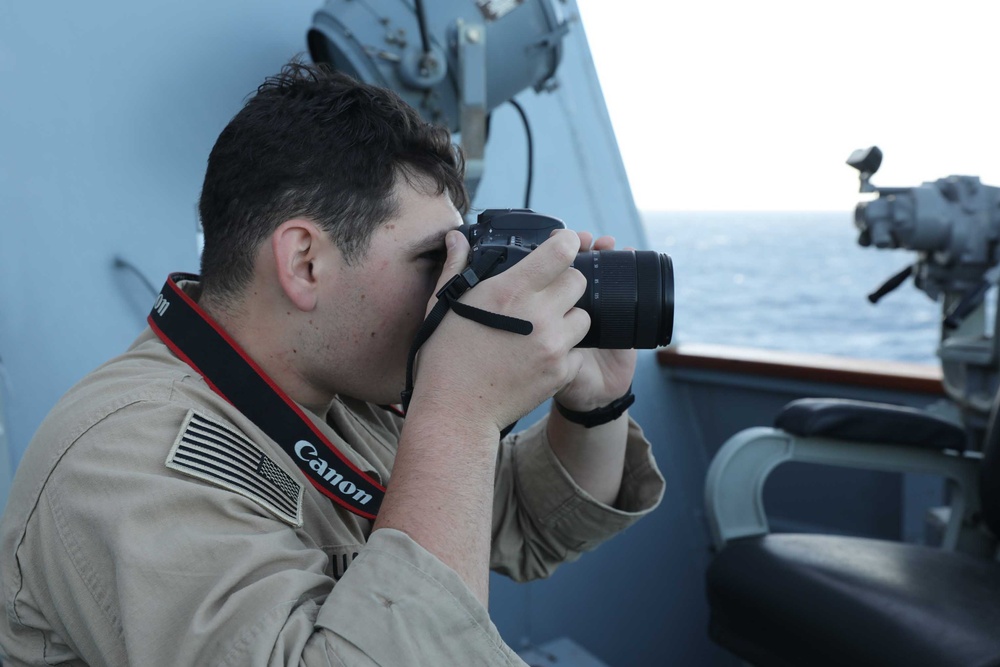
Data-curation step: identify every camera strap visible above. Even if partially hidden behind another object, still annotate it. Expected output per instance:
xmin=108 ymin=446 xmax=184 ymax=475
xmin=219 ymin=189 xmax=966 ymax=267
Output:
xmin=401 ymin=249 xmax=533 ymax=427
xmin=148 ymin=273 xmax=385 ymax=520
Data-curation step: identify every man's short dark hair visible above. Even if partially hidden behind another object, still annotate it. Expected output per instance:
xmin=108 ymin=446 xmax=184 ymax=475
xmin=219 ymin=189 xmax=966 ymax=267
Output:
xmin=198 ymin=59 xmax=468 ymax=301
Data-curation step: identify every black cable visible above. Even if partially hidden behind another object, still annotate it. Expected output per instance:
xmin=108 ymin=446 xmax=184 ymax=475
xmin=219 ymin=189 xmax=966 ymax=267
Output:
xmin=113 ymin=255 xmax=158 ymax=298
xmin=508 ymin=99 xmax=534 ymax=209
xmin=413 ymin=0 xmax=432 ymax=58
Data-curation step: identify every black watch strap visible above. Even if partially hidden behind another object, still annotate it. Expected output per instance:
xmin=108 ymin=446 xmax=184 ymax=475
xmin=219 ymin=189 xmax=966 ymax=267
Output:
xmin=554 ymin=386 xmax=635 ymax=428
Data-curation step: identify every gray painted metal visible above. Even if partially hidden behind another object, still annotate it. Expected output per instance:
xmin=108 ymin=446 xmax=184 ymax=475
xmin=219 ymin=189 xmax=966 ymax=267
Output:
xmin=0 ymin=376 xmax=9 ymax=507
xmin=308 ymin=0 xmax=567 ymax=128
xmin=705 ymin=427 xmax=984 ymax=551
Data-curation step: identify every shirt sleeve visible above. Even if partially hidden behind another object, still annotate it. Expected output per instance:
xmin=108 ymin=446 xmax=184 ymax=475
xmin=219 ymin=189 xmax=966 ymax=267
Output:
xmin=18 ymin=400 xmax=527 ymax=667
xmin=302 ymin=529 xmax=525 ymax=666
xmin=489 ymin=415 xmax=665 ymax=582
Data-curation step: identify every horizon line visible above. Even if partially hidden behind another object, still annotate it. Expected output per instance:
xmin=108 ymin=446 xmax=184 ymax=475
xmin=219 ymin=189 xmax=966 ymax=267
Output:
xmin=639 ymin=209 xmax=853 ymax=214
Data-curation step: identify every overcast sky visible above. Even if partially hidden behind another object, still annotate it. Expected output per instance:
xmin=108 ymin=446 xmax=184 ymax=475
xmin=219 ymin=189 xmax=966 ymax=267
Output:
xmin=576 ymin=0 xmax=1000 ymax=212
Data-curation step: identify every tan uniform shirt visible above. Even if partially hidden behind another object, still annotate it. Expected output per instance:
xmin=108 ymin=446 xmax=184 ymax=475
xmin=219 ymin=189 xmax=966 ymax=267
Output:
xmin=0 ymin=321 xmax=664 ymax=666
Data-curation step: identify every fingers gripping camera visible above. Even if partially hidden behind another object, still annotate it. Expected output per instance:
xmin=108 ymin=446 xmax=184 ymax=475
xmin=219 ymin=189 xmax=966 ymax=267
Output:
xmin=459 ymin=209 xmax=674 ymax=349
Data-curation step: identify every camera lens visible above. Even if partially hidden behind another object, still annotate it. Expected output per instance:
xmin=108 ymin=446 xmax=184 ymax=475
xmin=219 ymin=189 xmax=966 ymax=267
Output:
xmin=572 ymin=250 xmax=674 ymax=349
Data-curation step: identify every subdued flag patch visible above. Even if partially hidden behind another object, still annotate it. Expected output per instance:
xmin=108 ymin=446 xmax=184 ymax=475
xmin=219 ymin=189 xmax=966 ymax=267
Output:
xmin=166 ymin=410 xmax=304 ymax=527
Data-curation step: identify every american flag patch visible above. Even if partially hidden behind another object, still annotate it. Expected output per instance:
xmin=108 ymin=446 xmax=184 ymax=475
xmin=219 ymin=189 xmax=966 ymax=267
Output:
xmin=166 ymin=410 xmax=303 ymax=527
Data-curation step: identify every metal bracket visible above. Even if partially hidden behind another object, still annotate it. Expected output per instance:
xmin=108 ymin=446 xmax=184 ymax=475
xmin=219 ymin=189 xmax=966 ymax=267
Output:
xmin=705 ymin=427 xmax=992 ymax=555
xmin=455 ymin=19 xmax=487 ymax=199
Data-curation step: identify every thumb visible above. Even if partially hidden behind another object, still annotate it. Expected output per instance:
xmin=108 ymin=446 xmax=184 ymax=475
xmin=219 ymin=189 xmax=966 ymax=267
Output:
xmin=429 ymin=230 xmax=471 ymax=309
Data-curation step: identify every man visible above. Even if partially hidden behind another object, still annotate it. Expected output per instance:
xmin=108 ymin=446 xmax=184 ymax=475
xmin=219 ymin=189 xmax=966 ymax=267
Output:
xmin=0 ymin=61 xmax=663 ymax=665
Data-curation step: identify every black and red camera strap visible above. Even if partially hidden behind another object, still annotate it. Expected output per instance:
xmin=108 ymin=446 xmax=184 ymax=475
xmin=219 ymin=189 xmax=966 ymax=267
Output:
xmin=148 ymin=273 xmax=385 ymax=520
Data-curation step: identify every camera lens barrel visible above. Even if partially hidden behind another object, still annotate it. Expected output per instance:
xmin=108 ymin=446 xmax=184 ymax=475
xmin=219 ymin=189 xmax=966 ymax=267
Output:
xmin=572 ymin=250 xmax=674 ymax=349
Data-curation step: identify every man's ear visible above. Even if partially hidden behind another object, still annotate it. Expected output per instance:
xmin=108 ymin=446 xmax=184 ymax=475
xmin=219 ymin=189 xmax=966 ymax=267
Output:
xmin=271 ymin=218 xmax=327 ymax=312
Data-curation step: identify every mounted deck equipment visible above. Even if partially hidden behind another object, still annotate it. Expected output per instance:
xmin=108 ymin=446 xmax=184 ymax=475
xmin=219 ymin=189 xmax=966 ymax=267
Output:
xmin=704 ymin=149 xmax=1000 ymax=666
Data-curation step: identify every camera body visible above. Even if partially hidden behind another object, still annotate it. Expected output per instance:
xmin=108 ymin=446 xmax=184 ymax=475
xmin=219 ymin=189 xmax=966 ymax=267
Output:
xmin=457 ymin=209 xmax=673 ymax=349
xmin=459 ymin=208 xmax=566 ymax=281
xmin=466 ymin=208 xmax=564 ymax=252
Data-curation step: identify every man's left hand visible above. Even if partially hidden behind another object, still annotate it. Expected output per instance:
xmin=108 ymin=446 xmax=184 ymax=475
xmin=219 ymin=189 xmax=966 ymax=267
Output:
xmin=553 ymin=232 xmax=638 ymax=412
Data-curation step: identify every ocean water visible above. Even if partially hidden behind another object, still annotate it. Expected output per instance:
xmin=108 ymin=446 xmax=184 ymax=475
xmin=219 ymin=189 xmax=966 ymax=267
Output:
xmin=642 ymin=211 xmax=940 ymax=364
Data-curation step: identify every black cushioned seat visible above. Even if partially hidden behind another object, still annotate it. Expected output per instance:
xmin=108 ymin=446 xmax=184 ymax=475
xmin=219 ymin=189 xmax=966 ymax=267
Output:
xmin=707 ymin=390 xmax=1000 ymax=666
xmin=708 ymin=534 xmax=1000 ymax=667
xmin=776 ymin=398 xmax=968 ymax=451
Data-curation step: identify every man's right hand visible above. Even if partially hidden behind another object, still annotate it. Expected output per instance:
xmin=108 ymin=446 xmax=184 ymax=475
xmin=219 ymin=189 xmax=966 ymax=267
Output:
xmin=376 ymin=228 xmax=590 ymax=607
xmin=412 ymin=228 xmax=591 ymax=434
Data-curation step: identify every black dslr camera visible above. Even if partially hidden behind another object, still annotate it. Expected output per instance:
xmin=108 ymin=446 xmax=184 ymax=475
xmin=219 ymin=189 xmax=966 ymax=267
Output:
xmin=457 ymin=209 xmax=674 ymax=348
